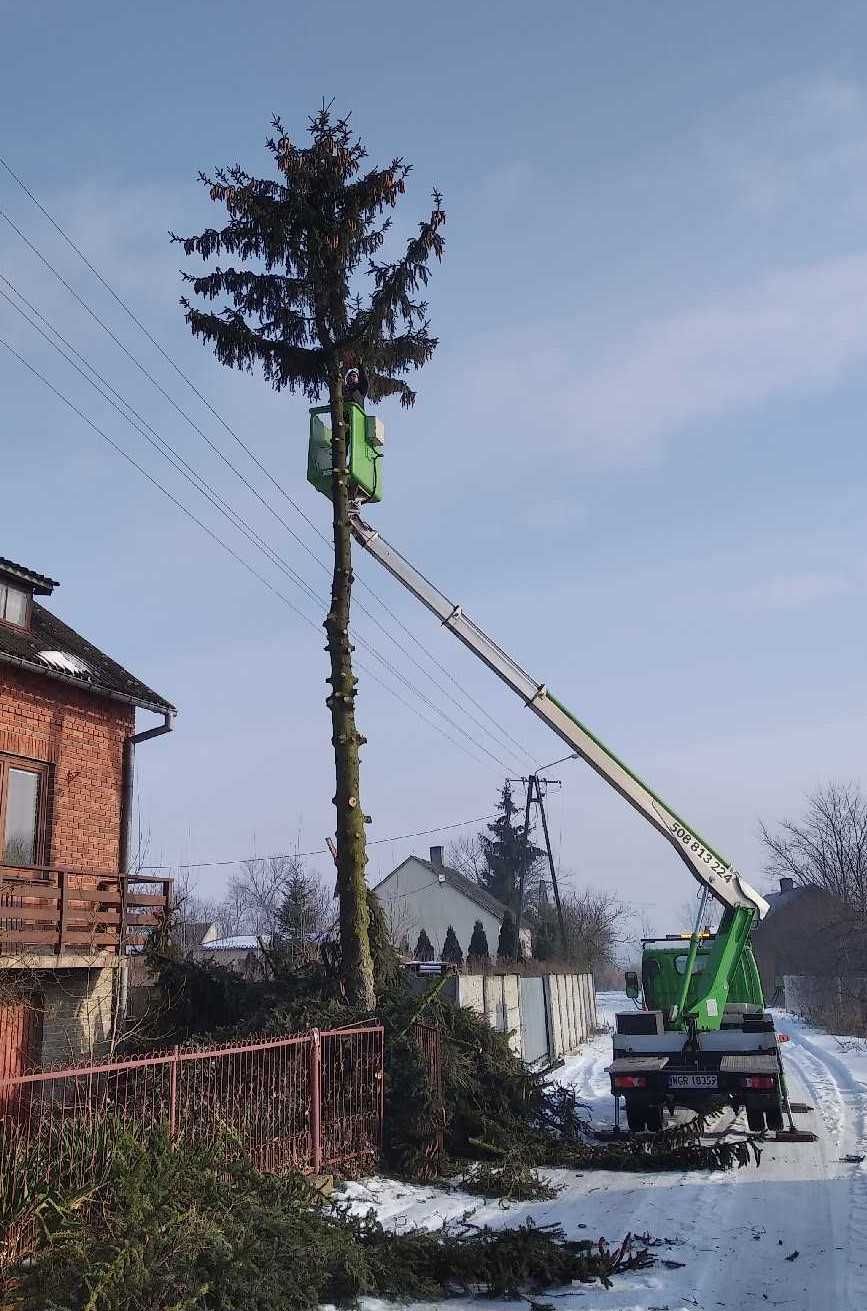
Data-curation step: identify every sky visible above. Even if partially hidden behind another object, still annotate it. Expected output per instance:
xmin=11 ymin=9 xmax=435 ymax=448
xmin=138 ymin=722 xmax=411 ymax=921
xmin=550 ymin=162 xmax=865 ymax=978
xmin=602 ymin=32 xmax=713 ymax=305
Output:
xmin=3 ymin=0 xmax=867 ymax=938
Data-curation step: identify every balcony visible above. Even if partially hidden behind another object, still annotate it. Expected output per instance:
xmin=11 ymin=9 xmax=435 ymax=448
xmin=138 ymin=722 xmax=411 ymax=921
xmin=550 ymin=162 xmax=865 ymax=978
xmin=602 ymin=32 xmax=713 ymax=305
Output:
xmin=0 ymin=864 xmax=171 ymax=961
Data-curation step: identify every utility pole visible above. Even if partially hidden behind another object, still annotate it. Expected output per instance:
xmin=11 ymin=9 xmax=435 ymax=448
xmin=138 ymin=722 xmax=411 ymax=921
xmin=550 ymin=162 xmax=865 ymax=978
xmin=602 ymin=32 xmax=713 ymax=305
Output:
xmin=511 ymin=774 xmax=566 ymax=959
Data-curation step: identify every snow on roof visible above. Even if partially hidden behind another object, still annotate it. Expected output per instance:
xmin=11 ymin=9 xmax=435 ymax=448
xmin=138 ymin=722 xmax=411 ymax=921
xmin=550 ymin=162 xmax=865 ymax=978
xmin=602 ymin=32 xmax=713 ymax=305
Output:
xmin=204 ymin=934 xmax=271 ymax=951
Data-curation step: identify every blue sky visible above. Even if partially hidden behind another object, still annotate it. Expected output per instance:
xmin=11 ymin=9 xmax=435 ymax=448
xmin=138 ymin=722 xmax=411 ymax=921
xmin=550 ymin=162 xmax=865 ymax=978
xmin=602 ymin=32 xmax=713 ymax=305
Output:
xmin=4 ymin=1 xmax=867 ymax=933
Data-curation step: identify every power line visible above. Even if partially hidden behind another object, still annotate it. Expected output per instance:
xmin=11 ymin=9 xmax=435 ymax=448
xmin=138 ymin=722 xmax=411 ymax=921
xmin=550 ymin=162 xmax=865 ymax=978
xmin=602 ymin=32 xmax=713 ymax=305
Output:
xmin=0 ymin=332 xmax=501 ymax=767
xmin=0 ymin=159 xmax=533 ymax=767
xmin=0 ymin=276 xmax=324 ymax=607
xmin=536 ymin=752 xmax=578 ymax=772
xmin=140 ymin=813 xmax=497 ymax=871
xmin=0 ymin=284 xmax=518 ymax=770
xmin=0 ymin=240 xmax=525 ymax=768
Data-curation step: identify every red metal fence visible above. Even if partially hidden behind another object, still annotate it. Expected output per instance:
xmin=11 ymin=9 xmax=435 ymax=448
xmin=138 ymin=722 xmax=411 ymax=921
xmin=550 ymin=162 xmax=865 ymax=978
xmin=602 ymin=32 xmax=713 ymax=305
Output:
xmin=0 ymin=1024 xmax=384 ymax=1262
xmin=0 ymin=1020 xmax=451 ymax=1272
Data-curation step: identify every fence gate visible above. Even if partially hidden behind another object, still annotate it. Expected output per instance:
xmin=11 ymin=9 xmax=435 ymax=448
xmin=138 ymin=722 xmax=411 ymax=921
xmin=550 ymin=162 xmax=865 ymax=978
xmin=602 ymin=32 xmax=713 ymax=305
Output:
xmin=519 ymin=975 xmax=550 ymax=1065
xmin=411 ymin=1021 xmax=444 ymax=1161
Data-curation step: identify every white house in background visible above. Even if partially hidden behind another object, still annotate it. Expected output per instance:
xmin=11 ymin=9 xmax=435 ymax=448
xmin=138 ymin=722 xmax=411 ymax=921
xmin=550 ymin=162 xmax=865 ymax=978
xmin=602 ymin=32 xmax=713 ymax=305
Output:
xmin=373 ymin=845 xmax=531 ymax=959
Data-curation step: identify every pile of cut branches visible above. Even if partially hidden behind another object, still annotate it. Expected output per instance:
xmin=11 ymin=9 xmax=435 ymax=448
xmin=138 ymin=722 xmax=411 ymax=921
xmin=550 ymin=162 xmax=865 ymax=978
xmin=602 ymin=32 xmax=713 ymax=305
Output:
xmin=141 ymin=899 xmax=762 ymax=1189
xmin=10 ymin=1133 xmax=653 ymax=1310
xmin=381 ymin=981 xmax=762 ymax=1182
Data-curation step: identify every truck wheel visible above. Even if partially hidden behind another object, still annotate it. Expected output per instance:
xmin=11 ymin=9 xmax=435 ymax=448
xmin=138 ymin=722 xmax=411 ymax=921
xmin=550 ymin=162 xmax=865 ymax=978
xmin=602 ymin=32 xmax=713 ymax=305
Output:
xmin=746 ymin=1108 xmax=766 ymax=1133
xmin=765 ymin=1105 xmax=784 ymax=1133
xmin=625 ymin=1100 xmax=647 ymax=1132
xmin=644 ymin=1104 xmax=664 ymax=1133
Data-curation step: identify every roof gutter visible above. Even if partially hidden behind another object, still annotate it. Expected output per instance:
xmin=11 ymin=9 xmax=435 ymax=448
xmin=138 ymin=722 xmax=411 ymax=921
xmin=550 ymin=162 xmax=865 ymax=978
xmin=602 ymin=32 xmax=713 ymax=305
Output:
xmin=0 ymin=650 xmax=175 ymax=717
xmin=119 ymin=710 xmax=175 ymax=876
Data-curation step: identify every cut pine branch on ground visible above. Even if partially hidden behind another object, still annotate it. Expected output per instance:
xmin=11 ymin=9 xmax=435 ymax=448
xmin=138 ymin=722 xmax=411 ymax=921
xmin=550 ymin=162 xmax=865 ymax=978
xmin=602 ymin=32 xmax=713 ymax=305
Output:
xmin=8 ymin=1134 xmax=655 ymax=1309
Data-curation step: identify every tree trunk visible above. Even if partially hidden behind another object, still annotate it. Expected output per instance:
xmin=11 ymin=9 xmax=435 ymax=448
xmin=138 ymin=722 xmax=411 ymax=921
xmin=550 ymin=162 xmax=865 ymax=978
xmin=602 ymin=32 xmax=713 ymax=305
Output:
xmin=326 ymin=368 xmax=375 ymax=1010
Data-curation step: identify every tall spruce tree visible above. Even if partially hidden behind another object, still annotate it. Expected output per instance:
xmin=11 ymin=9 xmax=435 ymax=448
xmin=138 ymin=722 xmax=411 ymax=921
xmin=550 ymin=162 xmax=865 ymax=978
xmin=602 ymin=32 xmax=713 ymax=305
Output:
xmin=173 ymin=109 xmax=445 ymax=1008
xmin=478 ymin=782 xmax=543 ymax=919
xmin=275 ymin=861 xmax=329 ymax=944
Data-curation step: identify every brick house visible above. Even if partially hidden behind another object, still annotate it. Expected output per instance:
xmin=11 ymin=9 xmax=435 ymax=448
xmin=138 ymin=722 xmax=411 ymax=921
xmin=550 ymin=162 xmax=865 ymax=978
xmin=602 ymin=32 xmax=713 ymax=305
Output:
xmin=0 ymin=555 xmax=174 ymax=1072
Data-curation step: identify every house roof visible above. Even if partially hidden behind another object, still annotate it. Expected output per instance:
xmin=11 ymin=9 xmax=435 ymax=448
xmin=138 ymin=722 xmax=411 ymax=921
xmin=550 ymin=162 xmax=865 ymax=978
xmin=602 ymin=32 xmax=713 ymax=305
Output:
xmin=763 ymin=885 xmax=807 ymax=915
xmin=0 ymin=600 xmax=175 ymax=715
xmin=377 ymin=854 xmax=510 ymax=922
xmin=0 ymin=556 xmax=59 ymax=595
xmin=181 ymin=921 xmax=218 ymax=947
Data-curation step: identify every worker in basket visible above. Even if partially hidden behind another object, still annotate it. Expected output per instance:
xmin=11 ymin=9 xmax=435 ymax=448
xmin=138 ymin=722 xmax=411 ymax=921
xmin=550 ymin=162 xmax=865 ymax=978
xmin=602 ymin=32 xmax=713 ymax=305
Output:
xmin=344 ymin=362 xmax=368 ymax=408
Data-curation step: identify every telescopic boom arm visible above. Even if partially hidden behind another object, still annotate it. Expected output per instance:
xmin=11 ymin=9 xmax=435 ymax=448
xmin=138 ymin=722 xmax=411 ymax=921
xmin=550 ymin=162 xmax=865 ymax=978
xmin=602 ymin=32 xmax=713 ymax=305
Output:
xmin=350 ymin=512 xmax=768 ymax=920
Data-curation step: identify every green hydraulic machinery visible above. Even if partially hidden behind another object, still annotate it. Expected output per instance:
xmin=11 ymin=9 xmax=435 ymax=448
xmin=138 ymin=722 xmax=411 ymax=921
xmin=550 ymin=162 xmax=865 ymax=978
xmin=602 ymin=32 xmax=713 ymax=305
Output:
xmin=305 ymin=413 xmax=817 ymax=1138
xmin=342 ymin=508 xmax=769 ymax=1034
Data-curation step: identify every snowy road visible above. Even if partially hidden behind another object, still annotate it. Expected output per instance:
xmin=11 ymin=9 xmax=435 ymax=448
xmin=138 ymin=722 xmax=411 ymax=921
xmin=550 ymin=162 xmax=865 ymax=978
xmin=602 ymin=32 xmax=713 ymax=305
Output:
xmin=347 ymin=993 xmax=867 ymax=1311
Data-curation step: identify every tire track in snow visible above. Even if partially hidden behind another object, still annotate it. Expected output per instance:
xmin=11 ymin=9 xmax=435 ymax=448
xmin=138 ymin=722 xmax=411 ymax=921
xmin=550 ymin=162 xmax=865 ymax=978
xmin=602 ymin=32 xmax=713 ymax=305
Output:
xmin=776 ymin=1016 xmax=867 ymax=1306
xmin=783 ymin=1032 xmax=848 ymax=1146
xmin=782 ymin=1021 xmax=867 ymax=1152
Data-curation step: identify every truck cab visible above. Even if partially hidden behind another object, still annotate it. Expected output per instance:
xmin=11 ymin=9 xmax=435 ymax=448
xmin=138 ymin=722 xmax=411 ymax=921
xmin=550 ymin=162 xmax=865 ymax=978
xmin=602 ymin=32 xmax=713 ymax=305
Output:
xmin=613 ymin=933 xmax=783 ymax=1133
xmin=640 ymin=934 xmax=764 ymax=1025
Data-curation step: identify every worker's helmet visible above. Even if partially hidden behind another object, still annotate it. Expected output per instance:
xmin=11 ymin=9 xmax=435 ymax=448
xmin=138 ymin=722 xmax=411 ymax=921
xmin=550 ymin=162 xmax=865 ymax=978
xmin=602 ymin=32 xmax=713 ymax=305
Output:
xmin=345 ymin=368 xmax=359 ymax=386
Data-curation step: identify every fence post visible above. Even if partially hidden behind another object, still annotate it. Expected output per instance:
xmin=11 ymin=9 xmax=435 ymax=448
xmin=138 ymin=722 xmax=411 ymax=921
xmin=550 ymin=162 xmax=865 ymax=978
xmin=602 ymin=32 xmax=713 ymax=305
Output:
xmin=168 ymin=1045 xmax=180 ymax=1142
xmin=118 ymin=873 xmax=127 ymax=956
xmin=309 ymin=1029 xmax=322 ymax=1173
xmin=378 ymin=1028 xmax=385 ymax=1151
xmin=58 ymin=869 xmax=67 ymax=955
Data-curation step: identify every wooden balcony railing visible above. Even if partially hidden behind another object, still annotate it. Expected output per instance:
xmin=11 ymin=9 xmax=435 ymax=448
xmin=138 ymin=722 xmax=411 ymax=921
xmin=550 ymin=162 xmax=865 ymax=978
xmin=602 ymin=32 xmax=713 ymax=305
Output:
xmin=0 ymin=865 xmax=172 ymax=959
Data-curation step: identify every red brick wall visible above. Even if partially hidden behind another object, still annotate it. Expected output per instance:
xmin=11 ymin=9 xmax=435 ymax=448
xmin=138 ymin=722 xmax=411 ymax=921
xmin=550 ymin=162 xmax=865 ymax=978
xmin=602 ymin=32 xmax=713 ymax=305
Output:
xmin=0 ymin=665 xmax=133 ymax=872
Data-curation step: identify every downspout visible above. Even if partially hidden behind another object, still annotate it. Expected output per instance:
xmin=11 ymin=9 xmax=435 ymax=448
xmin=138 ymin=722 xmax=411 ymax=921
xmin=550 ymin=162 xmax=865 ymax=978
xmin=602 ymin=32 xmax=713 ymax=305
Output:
xmin=115 ymin=709 xmax=174 ymax=1043
xmin=119 ymin=710 xmax=175 ymax=876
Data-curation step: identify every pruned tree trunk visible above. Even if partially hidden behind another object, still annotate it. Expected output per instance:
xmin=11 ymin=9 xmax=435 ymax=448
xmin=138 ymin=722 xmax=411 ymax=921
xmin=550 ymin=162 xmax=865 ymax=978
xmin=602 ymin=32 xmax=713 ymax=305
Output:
xmin=326 ymin=368 xmax=375 ymax=1009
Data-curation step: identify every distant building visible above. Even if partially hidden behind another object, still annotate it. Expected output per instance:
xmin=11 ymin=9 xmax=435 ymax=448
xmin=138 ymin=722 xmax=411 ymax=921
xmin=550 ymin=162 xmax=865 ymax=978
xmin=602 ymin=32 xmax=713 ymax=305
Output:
xmin=373 ymin=845 xmax=530 ymax=959
xmin=751 ymin=876 xmax=865 ymax=1002
xmin=197 ymin=933 xmax=271 ymax=977
xmin=0 ymin=553 xmax=174 ymax=1072
xmin=177 ymin=920 xmax=219 ymax=951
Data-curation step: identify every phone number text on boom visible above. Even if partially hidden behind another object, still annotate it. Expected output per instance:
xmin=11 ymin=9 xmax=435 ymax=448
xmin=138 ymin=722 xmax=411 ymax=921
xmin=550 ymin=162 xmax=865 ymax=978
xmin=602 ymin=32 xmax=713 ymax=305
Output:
xmin=669 ymin=823 xmax=728 ymax=878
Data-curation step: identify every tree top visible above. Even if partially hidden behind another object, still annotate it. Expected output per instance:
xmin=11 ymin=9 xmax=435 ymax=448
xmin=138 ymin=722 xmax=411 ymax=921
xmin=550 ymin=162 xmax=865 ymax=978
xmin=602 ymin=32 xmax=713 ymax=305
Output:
xmin=172 ymin=105 xmax=446 ymax=407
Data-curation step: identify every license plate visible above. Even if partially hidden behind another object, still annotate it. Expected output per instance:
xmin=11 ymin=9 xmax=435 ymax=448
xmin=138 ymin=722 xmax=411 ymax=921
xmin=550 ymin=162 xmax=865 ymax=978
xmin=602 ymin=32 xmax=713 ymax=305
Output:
xmin=668 ymin=1073 xmax=718 ymax=1090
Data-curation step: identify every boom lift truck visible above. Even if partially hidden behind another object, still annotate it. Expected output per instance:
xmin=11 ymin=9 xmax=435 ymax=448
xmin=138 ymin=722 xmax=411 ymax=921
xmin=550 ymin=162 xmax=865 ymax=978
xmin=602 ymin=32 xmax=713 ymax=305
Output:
xmin=308 ymin=401 xmax=814 ymax=1142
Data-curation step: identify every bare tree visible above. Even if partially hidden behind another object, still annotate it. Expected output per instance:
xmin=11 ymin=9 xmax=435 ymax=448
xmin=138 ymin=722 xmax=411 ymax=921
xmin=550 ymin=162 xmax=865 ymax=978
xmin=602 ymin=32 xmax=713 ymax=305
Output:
xmin=677 ymin=886 xmax=722 ymax=936
xmin=761 ymin=781 xmax=867 ymax=919
xmin=226 ymin=855 xmax=298 ymax=936
xmin=379 ymin=893 xmax=417 ymax=954
xmin=446 ymin=832 xmax=488 ymax=883
xmin=170 ymin=870 xmax=226 ymax=948
xmin=534 ymin=885 xmax=627 ymax=974
xmin=215 ymin=876 xmax=249 ymax=939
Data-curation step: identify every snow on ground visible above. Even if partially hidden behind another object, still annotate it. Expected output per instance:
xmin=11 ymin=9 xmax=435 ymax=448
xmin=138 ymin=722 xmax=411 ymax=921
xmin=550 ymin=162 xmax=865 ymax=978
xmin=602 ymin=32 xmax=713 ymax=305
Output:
xmin=343 ymin=992 xmax=867 ymax=1311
